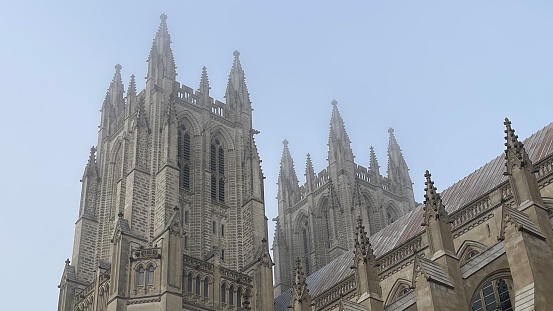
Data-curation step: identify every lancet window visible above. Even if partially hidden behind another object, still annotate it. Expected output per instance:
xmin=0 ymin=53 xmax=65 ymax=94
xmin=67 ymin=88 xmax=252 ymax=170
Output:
xmin=177 ymin=125 xmax=191 ymax=191
xmin=210 ymin=138 xmax=225 ymax=202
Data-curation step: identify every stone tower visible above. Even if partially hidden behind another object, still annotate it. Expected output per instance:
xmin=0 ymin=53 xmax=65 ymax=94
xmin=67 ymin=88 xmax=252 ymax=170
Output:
xmin=57 ymin=15 xmax=273 ymax=311
xmin=272 ymin=100 xmax=416 ymax=296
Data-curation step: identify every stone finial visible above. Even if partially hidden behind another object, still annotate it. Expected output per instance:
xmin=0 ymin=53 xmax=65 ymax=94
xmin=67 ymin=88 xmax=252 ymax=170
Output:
xmin=331 ymin=99 xmax=338 ymax=106
xmin=65 ymin=258 xmax=71 ymax=265
xmin=388 ymin=127 xmax=394 ymax=134
xmin=160 ymin=13 xmax=167 ymax=22
xmin=118 ymin=211 xmax=123 ymax=218
xmin=283 ymin=139 xmax=289 ymax=146
xmin=233 ymin=50 xmax=240 ymax=58
xmin=115 ymin=64 xmax=122 ymax=72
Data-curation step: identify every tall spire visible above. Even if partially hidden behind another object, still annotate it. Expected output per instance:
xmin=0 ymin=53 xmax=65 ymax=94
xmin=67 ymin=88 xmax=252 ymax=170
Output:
xmin=198 ymin=66 xmax=210 ymax=97
xmin=327 ymin=100 xmax=353 ymax=165
xmin=278 ymin=139 xmax=300 ymax=209
xmin=504 ymin=118 xmax=543 ymax=206
xmin=387 ymin=128 xmax=415 ymax=208
xmin=147 ymin=14 xmax=176 ymax=81
xmin=225 ymin=50 xmax=250 ymax=110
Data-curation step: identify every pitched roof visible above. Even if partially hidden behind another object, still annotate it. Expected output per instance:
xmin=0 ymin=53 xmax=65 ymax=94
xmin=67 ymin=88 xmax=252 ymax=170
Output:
xmin=414 ymin=257 xmax=454 ymax=288
xmin=274 ymin=121 xmax=553 ymax=304
xmin=340 ymin=299 xmax=366 ymax=311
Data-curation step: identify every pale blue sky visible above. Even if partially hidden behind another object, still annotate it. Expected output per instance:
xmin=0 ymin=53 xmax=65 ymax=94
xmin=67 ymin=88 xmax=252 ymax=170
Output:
xmin=1 ymin=1 xmax=552 ymax=309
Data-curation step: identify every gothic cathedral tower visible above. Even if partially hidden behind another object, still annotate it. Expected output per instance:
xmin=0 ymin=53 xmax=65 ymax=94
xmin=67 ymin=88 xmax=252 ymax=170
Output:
xmin=57 ymin=15 xmax=273 ymax=311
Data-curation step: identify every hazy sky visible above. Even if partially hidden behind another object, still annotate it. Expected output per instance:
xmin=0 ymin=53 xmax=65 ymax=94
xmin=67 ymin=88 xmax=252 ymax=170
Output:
xmin=1 ymin=1 xmax=552 ymax=309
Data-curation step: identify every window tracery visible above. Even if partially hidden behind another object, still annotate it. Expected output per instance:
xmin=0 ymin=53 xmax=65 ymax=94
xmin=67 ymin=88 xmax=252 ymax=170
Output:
xmin=471 ymin=278 xmax=513 ymax=311
xmin=210 ymin=138 xmax=225 ymax=202
xmin=177 ymin=125 xmax=191 ymax=191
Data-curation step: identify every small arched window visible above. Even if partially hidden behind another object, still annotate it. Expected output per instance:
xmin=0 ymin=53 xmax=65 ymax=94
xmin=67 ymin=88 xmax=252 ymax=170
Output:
xmin=195 ymin=275 xmax=201 ymax=295
xmin=302 ymin=222 xmax=310 ymax=275
xmin=229 ymin=285 xmax=234 ymax=305
xmin=471 ymin=278 xmax=512 ymax=311
xmin=221 ymin=283 xmax=226 ymax=303
xmin=210 ymin=138 xmax=225 ymax=202
xmin=137 ymin=266 xmax=145 ymax=286
xmin=187 ymin=272 xmax=193 ymax=293
xmin=147 ymin=265 xmax=155 ymax=285
xmin=203 ymin=277 xmax=209 ymax=297
xmin=236 ymin=287 xmax=242 ymax=307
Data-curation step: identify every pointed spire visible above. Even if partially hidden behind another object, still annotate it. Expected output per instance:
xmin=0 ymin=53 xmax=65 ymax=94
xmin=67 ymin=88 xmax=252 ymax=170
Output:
xmin=354 ymin=215 xmax=375 ymax=263
xmin=199 ymin=66 xmax=210 ymax=97
xmin=107 ymin=64 xmax=125 ymax=117
xmin=387 ymin=128 xmax=415 ymax=207
xmin=423 ymin=170 xmax=449 ymax=223
xmin=127 ymin=74 xmax=136 ymax=97
xmin=147 ymin=14 xmax=176 ymax=81
xmin=279 ymin=139 xmax=300 ymax=186
xmin=328 ymin=100 xmax=353 ymax=164
xmin=305 ymin=153 xmax=315 ymax=192
xmin=290 ymin=258 xmax=312 ymax=311
xmin=504 ymin=118 xmax=543 ymax=205
xmin=369 ymin=146 xmax=381 ymax=183
xmin=225 ymin=50 xmax=250 ymax=109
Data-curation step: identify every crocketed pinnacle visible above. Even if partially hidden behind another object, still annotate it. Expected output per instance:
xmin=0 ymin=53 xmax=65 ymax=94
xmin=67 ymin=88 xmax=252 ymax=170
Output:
xmin=199 ymin=66 xmax=210 ymax=96
xmin=354 ymin=215 xmax=374 ymax=261
xmin=279 ymin=139 xmax=299 ymax=186
xmin=423 ymin=170 xmax=448 ymax=223
xmin=387 ymin=128 xmax=412 ymax=184
xmin=127 ymin=74 xmax=136 ymax=98
xmin=225 ymin=50 xmax=250 ymax=108
xmin=328 ymin=100 xmax=353 ymax=163
xmin=148 ymin=14 xmax=176 ymax=80
xmin=369 ymin=146 xmax=380 ymax=174
xmin=504 ymin=117 xmax=526 ymax=166
xmin=305 ymin=153 xmax=314 ymax=178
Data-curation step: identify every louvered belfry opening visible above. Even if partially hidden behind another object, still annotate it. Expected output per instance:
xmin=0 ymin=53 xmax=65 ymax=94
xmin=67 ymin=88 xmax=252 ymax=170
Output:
xmin=177 ymin=125 xmax=191 ymax=191
xmin=210 ymin=138 xmax=225 ymax=202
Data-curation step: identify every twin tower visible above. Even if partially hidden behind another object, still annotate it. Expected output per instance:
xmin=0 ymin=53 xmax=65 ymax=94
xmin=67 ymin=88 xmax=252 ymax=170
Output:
xmin=273 ymin=100 xmax=416 ymax=295
xmin=58 ymin=15 xmax=273 ymax=311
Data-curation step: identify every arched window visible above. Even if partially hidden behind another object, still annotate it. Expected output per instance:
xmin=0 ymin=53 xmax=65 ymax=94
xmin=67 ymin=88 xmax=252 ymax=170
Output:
xmin=187 ymin=272 xmax=193 ymax=293
xmin=229 ymin=285 xmax=234 ymax=305
xmin=137 ymin=266 xmax=145 ymax=286
xmin=210 ymin=138 xmax=225 ymax=202
xmin=178 ymin=125 xmax=191 ymax=190
xmin=221 ymin=283 xmax=226 ymax=303
xmin=203 ymin=277 xmax=209 ymax=297
xmin=236 ymin=287 xmax=242 ymax=307
xmin=471 ymin=278 xmax=512 ymax=311
xmin=195 ymin=275 xmax=201 ymax=295
xmin=147 ymin=265 xmax=155 ymax=285
xmin=302 ymin=223 xmax=310 ymax=275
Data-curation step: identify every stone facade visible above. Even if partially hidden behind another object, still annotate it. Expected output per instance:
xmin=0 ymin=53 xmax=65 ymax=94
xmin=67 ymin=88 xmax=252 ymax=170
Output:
xmin=274 ymin=118 xmax=553 ymax=311
xmin=273 ymin=101 xmax=416 ymax=296
xmin=57 ymin=14 xmax=273 ymax=311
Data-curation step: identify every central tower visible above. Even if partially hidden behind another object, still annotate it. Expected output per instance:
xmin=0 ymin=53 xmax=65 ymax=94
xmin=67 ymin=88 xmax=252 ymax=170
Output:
xmin=58 ymin=15 xmax=273 ymax=311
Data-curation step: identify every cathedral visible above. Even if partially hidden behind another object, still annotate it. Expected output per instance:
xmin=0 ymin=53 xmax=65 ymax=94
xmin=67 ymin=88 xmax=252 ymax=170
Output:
xmin=57 ymin=15 xmax=273 ymax=311
xmin=58 ymin=14 xmax=553 ymax=311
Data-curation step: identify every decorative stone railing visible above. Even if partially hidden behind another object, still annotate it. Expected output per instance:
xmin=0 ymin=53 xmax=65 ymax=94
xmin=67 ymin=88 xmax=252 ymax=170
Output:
xmin=132 ymin=247 xmax=161 ymax=261
xmin=176 ymin=83 xmax=229 ymax=119
xmin=450 ymin=197 xmax=491 ymax=230
xmin=220 ymin=267 xmax=253 ymax=285
xmin=183 ymin=254 xmax=213 ymax=272
xmin=377 ymin=237 xmax=422 ymax=279
xmin=313 ymin=275 xmax=356 ymax=309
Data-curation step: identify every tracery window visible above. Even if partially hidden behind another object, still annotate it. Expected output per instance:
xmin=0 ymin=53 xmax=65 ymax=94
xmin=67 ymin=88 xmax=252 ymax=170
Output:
xmin=210 ymin=138 xmax=225 ymax=202
xmin=471 ymin=279 xmax=512 ymax=311
xmin=177 ymin=125 xmax=192 ymax=191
